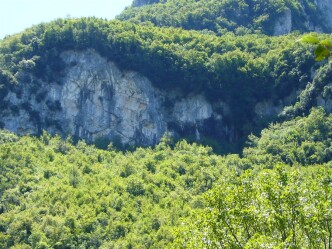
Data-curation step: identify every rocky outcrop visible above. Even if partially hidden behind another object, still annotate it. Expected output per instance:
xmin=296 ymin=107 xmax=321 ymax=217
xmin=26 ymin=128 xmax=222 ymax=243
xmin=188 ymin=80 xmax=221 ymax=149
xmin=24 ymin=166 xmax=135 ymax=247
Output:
xmin=58 ymin=50 xmax=167 ymax=145
xmin=317 ymin=84 xmax=332 ymax=113
xmin=274 ymin=8 xmax=292 ymax=36
xmin=1 ymin=50 xmax=217 ymax=146
xmin=315 ymin=0 xmax=332 ymax=31
xmin=273 ymin=1 xmax=332 ymax=35
xmin=173 ymin=95 xmax=213 ymax=124
xmin=255 ymin=101 xmax=283 ymax=118
xmin=132 ymin=0 xmax=161 ymax=7
xmin=3 ymin=49 xmax=327 ymax=149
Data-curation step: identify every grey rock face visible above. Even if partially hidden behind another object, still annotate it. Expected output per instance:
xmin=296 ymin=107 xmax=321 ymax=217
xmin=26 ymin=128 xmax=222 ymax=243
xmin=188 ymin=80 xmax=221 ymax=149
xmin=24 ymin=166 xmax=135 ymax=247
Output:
xmin=173 ymin=95 xmax=213 ymax=124
xmin=255 ymin=101 xmax=282 ymax=118
xmin=132 ymin=0 xmax=161 ymax=7
xmin=273 ymin=1 xmax=332 ymax=35
xmin=59 ymin=50 xmax=167 ymax=145
xmin=317 ymin=84 xmax=332 ymax=114
xmin=1 ymin=50 xmax=214 ymax=146
xmin=132 ymin=0 xmax=147 ymax=7
xmin=274 ymin=8 xmax=292 ymax=36
xmin=316 ymin=0 xmax=332 ymax=31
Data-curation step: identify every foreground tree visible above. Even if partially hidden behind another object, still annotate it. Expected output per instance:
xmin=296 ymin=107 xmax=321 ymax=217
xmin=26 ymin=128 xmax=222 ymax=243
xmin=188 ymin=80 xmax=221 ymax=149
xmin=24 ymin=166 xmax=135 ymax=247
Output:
xmin=174 ymin=165 xmax=332 ymax=248
xmin=300 ymin=34 xmax=332 ymax=61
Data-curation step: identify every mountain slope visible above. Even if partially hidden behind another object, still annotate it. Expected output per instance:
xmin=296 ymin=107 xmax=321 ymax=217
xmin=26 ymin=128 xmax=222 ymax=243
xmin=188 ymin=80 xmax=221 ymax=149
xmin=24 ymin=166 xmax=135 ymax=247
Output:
xmin=1 ymin=108 xmax=331 ymax=248
xmin=118 ymin=0 xmax=332 ymax=35
xmin=1 ymin=0 xmax=332 ymax=247
xmin=1 ymin=17 xmax=331 ymax=152
xmin=174 ymin=107 xmax=332 ymax=248
xmin=0 ymin=130 xmax=222 ymax=248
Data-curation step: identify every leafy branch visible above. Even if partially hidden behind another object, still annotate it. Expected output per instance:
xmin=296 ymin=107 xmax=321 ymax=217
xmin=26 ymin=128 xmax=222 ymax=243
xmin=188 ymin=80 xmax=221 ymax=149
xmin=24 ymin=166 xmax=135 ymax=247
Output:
xmin=300 ymin=34 xmax=332 ymax=61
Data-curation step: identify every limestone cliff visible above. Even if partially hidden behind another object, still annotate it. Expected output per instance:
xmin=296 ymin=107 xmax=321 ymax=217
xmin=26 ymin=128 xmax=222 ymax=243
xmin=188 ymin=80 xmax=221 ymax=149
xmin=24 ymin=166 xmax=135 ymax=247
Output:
xmin=128 ymin=0 xmax=332 ymax=36
xmin=273 ymin=8 xmax=292 ymax=36
xmin=273 ymin=0 xmax=332 ymax=35
xmin=315 ymin=0 xmax=332 ymax=30
xmin=1 ymin=48 xmax=330 ymax=149
xmin=1 ymin=50 xmax=218 ymax=147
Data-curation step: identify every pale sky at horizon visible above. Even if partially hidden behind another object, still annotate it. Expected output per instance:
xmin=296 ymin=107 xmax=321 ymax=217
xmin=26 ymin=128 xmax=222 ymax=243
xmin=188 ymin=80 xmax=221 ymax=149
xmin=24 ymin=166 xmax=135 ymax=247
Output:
xmin=0 ymin=0 xmax=133 ymax=39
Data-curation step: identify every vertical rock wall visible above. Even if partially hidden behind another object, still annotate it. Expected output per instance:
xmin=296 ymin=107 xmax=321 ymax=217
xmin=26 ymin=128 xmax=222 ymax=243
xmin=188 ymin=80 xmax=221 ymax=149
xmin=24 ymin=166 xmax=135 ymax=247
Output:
xmin=1 ymin=50 xmax=216 ymax=146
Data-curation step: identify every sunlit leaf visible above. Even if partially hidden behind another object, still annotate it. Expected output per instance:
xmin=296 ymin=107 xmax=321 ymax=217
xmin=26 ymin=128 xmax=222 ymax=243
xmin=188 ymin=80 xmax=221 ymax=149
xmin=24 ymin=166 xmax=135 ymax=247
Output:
xmin=315 ymin=45 xmax=330 ymax=61
xmin=319 ymin=39 xmax=332 ymax=48
xmin=300 ymin=35 xmax=320 ymax=44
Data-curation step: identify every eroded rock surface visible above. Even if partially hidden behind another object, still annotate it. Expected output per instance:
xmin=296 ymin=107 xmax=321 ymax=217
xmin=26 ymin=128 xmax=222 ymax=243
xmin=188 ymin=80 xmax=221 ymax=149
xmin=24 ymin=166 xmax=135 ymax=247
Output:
xmin=1 ymin=50 xmax=215 ymax=146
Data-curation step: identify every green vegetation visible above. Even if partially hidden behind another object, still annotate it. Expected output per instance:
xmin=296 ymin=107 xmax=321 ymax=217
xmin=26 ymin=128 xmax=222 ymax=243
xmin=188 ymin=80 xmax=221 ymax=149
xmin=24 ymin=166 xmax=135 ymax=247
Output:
xmin=1 ymin=108 xmax=331 ymax=248
xmin=1 ymin=17 xmax=331 ymax=150
xmin=0 ymin=131 xmax=222 ymax=248
xmin=175 ymin=165 xmax=332 ymax=248
xmin=244 ymin=107 xmax=332 ymax=167
xmin=174 ymin=108 xmax=332 ymax=248
xmin=300 ymin=34 xmax=332 ymax=61
xmin=118 ymin=0 xmax=326 ymax=35
xmin=1 ymin=0 xmax=332 ymax=247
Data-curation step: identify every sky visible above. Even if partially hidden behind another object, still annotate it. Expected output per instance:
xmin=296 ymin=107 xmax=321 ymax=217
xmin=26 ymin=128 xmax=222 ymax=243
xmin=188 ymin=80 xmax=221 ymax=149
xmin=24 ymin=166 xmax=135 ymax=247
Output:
xmin=0 ymin=0 xmax=133 ymax=39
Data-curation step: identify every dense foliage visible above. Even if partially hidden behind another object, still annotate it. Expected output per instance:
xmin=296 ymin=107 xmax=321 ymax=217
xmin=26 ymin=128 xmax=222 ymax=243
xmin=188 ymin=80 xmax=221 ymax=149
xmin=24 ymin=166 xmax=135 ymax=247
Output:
xmin=175 ymin=165 xmax=332 ymax=248
xmin=118 ymin=0 xmax=326 ymax=35
xmin=1 ymin=17 xmax=330 ymax=147
xmin=1 ymin=0 xmax=332 ymax=247
xmin=301 ymin=34 xmax=332 ymax=61
xmin=244 ymin=107 xmax=332 ymax=167
xmin=174 ymin=108 xmax=332 ymax=248
xmin=0 ymin=131 xmax=222 ymax=248
xmin=1 ymin=108 xmax=331 ymax=248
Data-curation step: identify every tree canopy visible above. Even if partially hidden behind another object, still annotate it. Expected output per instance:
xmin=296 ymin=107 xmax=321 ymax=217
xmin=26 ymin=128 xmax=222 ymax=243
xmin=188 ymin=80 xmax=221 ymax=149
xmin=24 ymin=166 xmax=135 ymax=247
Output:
xmin=1 ymin=1 xmax=332 ymax=247
xmin=118 ymin=0 xmax=327 ymax=35
xmin=1 ymin=108 xmax=332 ymax=248
xmin=1 ymin=17 xmax=330 ymax=151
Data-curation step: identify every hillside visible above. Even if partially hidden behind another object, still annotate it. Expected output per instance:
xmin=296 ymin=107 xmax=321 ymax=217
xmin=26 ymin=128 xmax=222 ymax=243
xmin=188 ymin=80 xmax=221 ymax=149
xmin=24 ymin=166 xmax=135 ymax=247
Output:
xmin=0 ymin=108 xmax=331 ymax=248
xmin=0 ymin=130 xmax=223 ymax=248
xmin=1 ymin=0 xmax=332 ymax=248
xmin=119 ymin=0 xmax=332 ymax=35
xmin=0 ymin=17 xmax=331 ymax=152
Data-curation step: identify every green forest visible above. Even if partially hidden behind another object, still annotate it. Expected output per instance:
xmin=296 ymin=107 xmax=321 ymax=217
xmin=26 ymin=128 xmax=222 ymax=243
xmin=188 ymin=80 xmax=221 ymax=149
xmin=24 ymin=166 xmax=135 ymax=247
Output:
xmin=1 ymin=17 xmax=331 ymax=150
xmin=1 ymin=108 xmax=331 ymax=248
xmin=1 ymin=0 xmax=332 ymax=248
xmin=119 ymin=0 xmax=330 ymax=35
